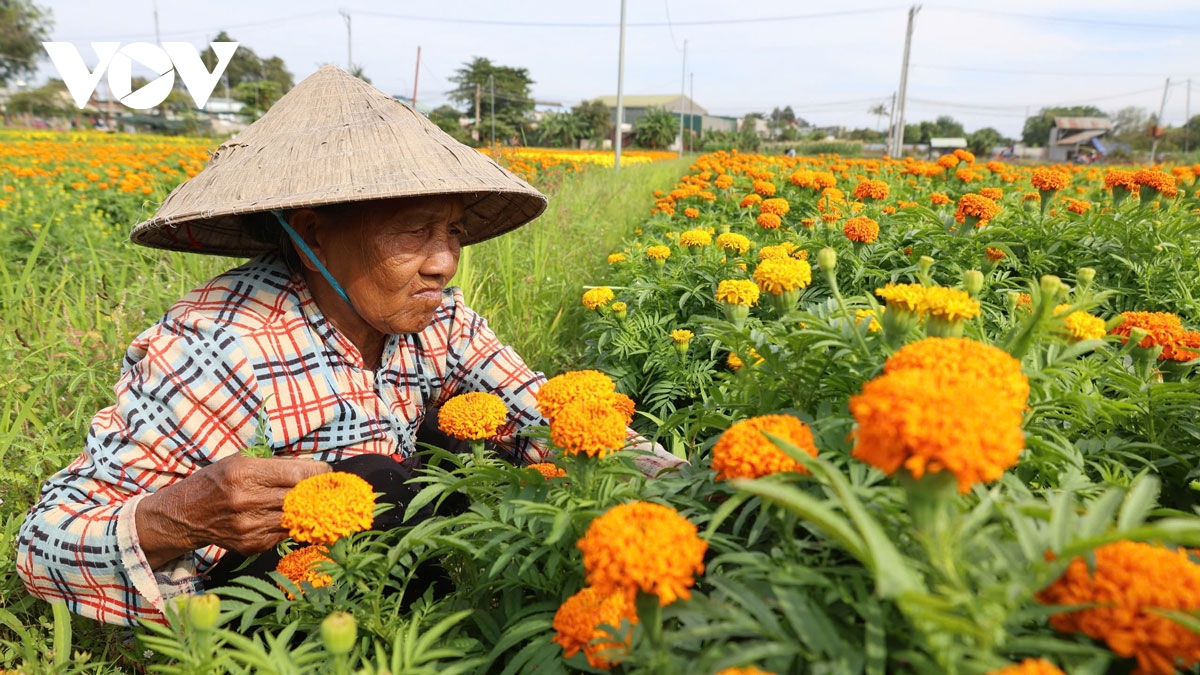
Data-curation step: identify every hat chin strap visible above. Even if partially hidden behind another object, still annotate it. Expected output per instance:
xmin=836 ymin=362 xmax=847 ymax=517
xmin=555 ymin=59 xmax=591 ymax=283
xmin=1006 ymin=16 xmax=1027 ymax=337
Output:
xmin=271 ymin=210 xmax=358 ymax=313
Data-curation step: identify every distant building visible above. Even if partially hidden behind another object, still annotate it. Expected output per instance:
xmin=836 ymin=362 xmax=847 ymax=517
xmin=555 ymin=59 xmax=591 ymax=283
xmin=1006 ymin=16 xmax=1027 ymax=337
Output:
xmin=594 ymin=94 xmax=722 ymax=144
xmin=1048 ymin=117 xmax=1111 ymax=162
xmin=927 ymin=137 xmax=968 ymax=158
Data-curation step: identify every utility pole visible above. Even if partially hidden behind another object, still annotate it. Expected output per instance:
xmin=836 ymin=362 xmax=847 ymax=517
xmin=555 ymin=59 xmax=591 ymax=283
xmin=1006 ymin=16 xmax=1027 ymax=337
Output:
xmin=891 ymin=5 xmax=920 ymax=157
xmin=886 ymin=92 xmax=897 ymax=155
xmin=412 ymin=46 xmax=421 ymax=108
xmin=153 ymin=0 xmax=162 ymax=45
xmin=614 ymin=0 xmax=627 ymax=170
xmin=678 ymin=39 xmax=687 ymax=158
xmin=489 ymin=73 xmax=496 ymax=146
xmin=339 ymin=10 xmax=352 ymax=71
xmin=1186 ymin=79 xmax=1192 ymax=154
xmin=688 ymin=72 xmax=694 ymax=153
xmin=1150 ymin=77 xmax=1170 ymax=164
xmin=474 ymin=83 xmax=482 ymax=142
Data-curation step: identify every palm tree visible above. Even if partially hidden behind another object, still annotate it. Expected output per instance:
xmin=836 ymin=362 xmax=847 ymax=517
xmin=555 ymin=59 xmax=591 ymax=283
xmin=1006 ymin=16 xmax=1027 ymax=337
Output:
xmin=634 ymin=107 xmax=677 ymax=150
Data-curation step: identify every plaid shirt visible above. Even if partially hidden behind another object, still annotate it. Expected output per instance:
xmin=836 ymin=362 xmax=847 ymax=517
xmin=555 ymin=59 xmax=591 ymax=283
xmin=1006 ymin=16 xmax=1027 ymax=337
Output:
xmin=15 ymin=254 xmax=553 ymax=625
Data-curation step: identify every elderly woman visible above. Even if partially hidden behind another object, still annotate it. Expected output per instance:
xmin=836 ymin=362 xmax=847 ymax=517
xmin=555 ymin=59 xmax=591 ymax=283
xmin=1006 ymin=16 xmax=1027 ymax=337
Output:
xmin=16 ymin=67 xmax=682 ymax=625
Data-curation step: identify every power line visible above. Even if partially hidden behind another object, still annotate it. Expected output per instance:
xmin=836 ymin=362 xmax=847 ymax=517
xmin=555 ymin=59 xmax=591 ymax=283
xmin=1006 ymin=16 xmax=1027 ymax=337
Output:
xmin=55 ymin=11 xmax=329 ymax=43
xmin=928 ymin=5 xmax=1200 ymax=33
xmin=912 ymin=64 xmax=1175 ymax=79
xmin=350 ymin=6 xmax=906 ymax=28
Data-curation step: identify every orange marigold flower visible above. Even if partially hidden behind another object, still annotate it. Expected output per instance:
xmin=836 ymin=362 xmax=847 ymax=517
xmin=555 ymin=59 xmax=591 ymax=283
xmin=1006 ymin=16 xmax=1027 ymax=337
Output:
xmin=739 ymin=194 xmax=763 ymax=208
xmin=1031 ymin=167 xmax=1069 ymax=192
xmin=716 ymin=279 xmax=760 ymax=307
xmin=985 ymin=246 xmax=1006 ymax=262
xmin=955 ymin=168 xmax=979 ymax=182
xmin=679 ymin=229 xmax=712 ymax=247
xmin=716 ymin=232 xmax=751 ymax=254
xmin=438 ymin=392 xmax=508 ymax=440
xmin=276 ymin=545 xmax=333 ymax=596
xmin=582 ymin=287 xmax=615 ymax=310
xmin=753 ymin=257 xmax=812 ymax=295
xmin=759 ymin=197 xmax=790 ymax=216
xmin=726 ymin=352 xmax=745 ymax=370
xmin=929 ymin=192 xmax=951 ymax=206
xmin=1064 ymin=198 xmax=1090 ymax=214
xmin=281 ymin=473 xmax=376 ymax=545
xmin=711 ymin=414 xmax=818 ymax=480
xmin=756 ymin=213 xmax=782 ymax=230
xmin=955 ymin=193 xmax=1001 ymax=226
xmin=1022 ymin=191 xmax=1041 ymax=202
xmin=646 ymin=245 xmax=671 ymax=261
xmin=714 ymin=174 xmax=734 ymax=189
xmin=980 ymin=187 xmax=1003 ymax=201
xmin=936 ymin=154 xmax=959 ymax=169
xmin=850 ymin=367 xmax=1025 ymax=492
xmin=843 ymin=216 xmax=880 ymax=244
xmin=612 ymin=392 xmax=636 ymax=425
xmin=683 ymin=207 xmax=700 ymax=219
xmin=1110 ymin=311 xmax=1186 ymax=360
xmin=1036 ymin=541 xmax=1200 ymax=675
xmin=752 ymin=179 xmax=776 ymax=196
xmin=552 ymin=586 xmax=638 ymax=669
xmin=714 ymin=669 xmax=776 ymax=675
xmin=883 ymin=337 xmax=1029 ymax=414
xmin=1133 ymin=168 xmax=1178 ymax=198
xmin=1104 ymin=168 xmax=1139 ymax=193
xmin=536 ymin=370 xmax=617 ymax=423
xmin=852 ymin=179 xmax=889 ymax=201
xmin=985 ymin=659 xmax=1065 ymax=675
xmin=551 ymin=398 xmax=628 ymax=458
xmin=578 ymin=501 xmax=708 ymax=606
xmin=528 ymin=462 xmax=567 ymax=479
xmin=953 ymin=148 xmax=976 ymax=164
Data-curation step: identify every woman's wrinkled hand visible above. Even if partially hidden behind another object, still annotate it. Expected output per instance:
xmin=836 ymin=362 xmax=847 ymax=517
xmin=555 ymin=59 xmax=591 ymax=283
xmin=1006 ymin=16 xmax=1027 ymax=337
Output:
xmin=134 ymin=454 xmax=330 ymax=569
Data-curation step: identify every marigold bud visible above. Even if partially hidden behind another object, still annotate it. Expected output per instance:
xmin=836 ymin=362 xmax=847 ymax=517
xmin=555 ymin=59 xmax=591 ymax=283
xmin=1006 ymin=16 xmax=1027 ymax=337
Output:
xmin=963 ymin=270 xmax=984 ymax=298
xmin=321 ymin=611 xmax=357 ymax=656
xmin=187 ymin=593 xmax=221 ymax=632
xmin=817 ymin=247 xmax=837 ymax=272
xmin=1077 ymin=267 xmax=1095 ymax=287
xmin=918 ymin=256 xmax=934 ymax=275
xmin=1040 ymin=275 xmax=1067 ymax=303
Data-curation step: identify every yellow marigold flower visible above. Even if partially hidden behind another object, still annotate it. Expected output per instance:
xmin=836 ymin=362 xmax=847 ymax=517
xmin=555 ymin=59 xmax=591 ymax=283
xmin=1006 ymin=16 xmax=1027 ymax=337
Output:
xmin=528 ymin=462 xmax=566 ymax=479
xmin=753 ymin=257 xmax=812 ymax=296
xmin=716 ymin=232 xmax=751 ymax=254
xmin=281 ymin=473 xmax=376 ymax=545
xmin=276 ymin=545 xmax=333 ymax=595
xmin=759 ymin=197 xmax=790 ymax=216
xmin=550 ymin=398 xmax=628 ymax=458
xmin=683 ymin=207 xmax=700 ymax=219
xmin=884 ymin=337 xmax=1029 ymax=413
xmin=843 ymin=216 xmax=880 ymax=244
xmin=607 ymin=253 xmax=626 ymax=264
xmin=711 ymin=414 xmax=817 ymax=480
xmin=1037 ymin=541 xmax=1200 ymax=675
xmin=669 ymin=329 xmax=694 ymax=344
xmin=665 ymin=231 xmax=678 ymax=239
xmin=875 ymin=283 xmax=926 ymax=314
xmin=979 ymin=187 xmax=1003 ymax=201
xmin=739 ymin=193 xmax=763 ymax=208
xmin=714 ymin=668 xmax=777 ymax=675
xmin=955 ymin=193 xmax=1001 ymax=226
xmin=921 ymin=286 xmax=981 ymax=322
xmin=1064 ymin=198 xmax=1090 ymax=214
xmin=1104 ymin=168 xmax=1139 ymax=192
xmin=582 ymin=287 xmax=615 ymax=310
xmin=536 ymin=370 xmax=617 ymax=423
xmin=752 ymin=179 xmax=776 ymax=196
xmin=852 ymin=179 xmax=889 ymax=201
xmin=1031 ymin=167 xmax=1069 ymax=192
xmin=646 ymin=245 xmax=671 ymax=261
xmin=726 ymin=352 xmax=744 ymax=370
xmin=757 ymin=243 xmax=794 ymax=261
xmin=1111 ymin=311 xmax=1189 ymax=360
xmin=716 ymin=279 xmax=761 ymax=306
xmin=1134 ymin=168 xmax=1178 ymax=198
xmin=756 ymin=213 xmax=782 ymax=230
xmin=855 ymin=308 xmax=881 ymax=332
xmin=850 ymin=368 xmax=1025 ymax=492
xmin=610 ymin=301 xmax=627 ymax=313
xmin=679 ymin=229 xmax=712 ymax=247
xmin=1057 ymin=308 xmax=1106 ymax=342
xmin=552 ymin=586 xmax=638 ymax=669
xmin=985 ymin=659 xmax=1065 ymax=675
xmin=929 ymin=192 xmax=951 ymax=205
xmin=578 ymin=501 xmax=708 ymax=606
xmin=438 ymin=391 xmax=508 ymax=441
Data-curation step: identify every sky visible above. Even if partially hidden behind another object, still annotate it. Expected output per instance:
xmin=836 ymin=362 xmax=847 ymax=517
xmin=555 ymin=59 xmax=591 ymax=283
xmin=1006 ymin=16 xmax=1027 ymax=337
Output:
xmin=32 ymin=0 xmax=1200 ymax=138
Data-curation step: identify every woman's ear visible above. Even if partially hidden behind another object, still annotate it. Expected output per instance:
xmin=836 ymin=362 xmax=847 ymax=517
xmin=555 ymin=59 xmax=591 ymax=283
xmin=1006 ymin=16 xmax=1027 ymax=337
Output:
xmin=286 ymin=208 xmax=326 ymax=271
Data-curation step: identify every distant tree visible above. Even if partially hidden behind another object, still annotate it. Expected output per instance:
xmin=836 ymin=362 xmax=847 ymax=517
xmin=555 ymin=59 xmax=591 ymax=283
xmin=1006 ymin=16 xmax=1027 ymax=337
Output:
xmin=535 ymin=110 xmax=585 ymax=148
xmin=6 ymin=77 xmax=68 ymax=116
xmin=572 ymin=99 xmax=612 ymax=143
xmin=846 ymin=127 xmax=887 ymax=143
xmin=768 ymin=105 xmax=796 ymax=137
xmin=1021 ymin=105 xmax=1105 ymax=147
xmin=0 ymin=0 xmax=52 ymax=88
xmin=904 ymin=115 xmax=964 ymax=145
xmin=633 ymin=107 xmax=677 ymax=150
xmin=966 ymin=127 xmax=1009 ymax=156
xmin=738 ymin=112 xmax=763 ymax=151
xmin=428 ymin=104 xmax=474 ymax=146
xmin=869 ymin=102 xmax=890 ymax=132
xmin=348 ymin=63 xmax=370 ymax=84
xmin=447 ymin=57 xmax=535 ymax=144
xmin=201 ymin=32 xmax=294 ymax=100
xmin=233 ymin=80 xmax=282 ymax=119
xmin=1109 ymin=106 xmax=1152 ymax=151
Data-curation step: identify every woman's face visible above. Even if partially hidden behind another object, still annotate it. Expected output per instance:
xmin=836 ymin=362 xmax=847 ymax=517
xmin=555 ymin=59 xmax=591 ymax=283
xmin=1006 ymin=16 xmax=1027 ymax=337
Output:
xmin=313 ymin=195 xmax=466 ymax=335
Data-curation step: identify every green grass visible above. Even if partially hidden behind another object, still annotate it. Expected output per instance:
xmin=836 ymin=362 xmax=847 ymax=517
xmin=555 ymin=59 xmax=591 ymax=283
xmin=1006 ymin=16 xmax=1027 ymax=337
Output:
xmin=454 ymin=158 xmax=690 ymax=375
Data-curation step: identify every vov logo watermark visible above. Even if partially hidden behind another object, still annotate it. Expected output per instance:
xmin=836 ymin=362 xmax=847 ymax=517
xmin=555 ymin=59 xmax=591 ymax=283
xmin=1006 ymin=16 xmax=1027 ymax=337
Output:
xmin=41 ymin=42 xmax=239 ymax=110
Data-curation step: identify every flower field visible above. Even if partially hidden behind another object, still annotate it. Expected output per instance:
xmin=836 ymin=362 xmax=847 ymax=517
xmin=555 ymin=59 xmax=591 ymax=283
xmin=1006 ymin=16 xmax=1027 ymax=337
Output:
xmin=480 ymin=146 xmax=678 ymax=183
xmin=5 ymin=131 xmax=1200 ymax=675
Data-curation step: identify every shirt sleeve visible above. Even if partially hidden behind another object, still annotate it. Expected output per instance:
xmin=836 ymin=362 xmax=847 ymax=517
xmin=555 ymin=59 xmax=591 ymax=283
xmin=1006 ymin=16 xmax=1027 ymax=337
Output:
xmin=433 ymin=290 xmax=550 ymax=465
xmin=16 ymin=317 xmax=261 ymax=625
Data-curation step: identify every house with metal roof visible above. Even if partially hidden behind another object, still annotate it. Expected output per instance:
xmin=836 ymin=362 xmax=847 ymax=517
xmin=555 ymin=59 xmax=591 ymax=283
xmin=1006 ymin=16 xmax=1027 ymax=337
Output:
xmin=594 ymin=94 xmax=734 ymax=140
xmin=1048 ymin=117 xmax=1112 ymax=162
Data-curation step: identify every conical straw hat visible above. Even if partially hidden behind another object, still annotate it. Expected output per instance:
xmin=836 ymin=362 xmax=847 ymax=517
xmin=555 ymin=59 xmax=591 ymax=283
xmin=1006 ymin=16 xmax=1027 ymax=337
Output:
xmin=131 ymin=65 xmax=547 ymax=256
